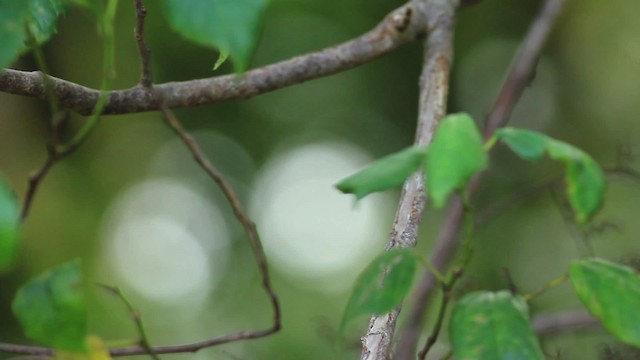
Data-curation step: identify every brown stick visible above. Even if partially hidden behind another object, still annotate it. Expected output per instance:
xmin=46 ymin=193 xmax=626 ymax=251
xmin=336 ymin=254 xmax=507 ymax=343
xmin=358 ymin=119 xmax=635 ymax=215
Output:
xmin=0 ymin=1 xmax=425 ymax=116
xmin=360 ymin=1 xmax=459 ymax=359
xmin=395 ymin=0 xmax=568 ymax=358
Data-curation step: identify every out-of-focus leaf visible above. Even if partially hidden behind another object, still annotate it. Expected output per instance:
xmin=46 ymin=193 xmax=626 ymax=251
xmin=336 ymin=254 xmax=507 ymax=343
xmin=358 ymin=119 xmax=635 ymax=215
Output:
xmin=570 ymin=258 xmax=640 ymax=347
xmin=340 ymin=248 xmax=416 ymax=331
xmin=12 ymin=260 xmax=88 ymax=352
xmin=495 ymin=127 xmax=605 ymax=222
xmin=450 ymin=291 xmax=544 ymax=360
xmin=162 ymin=0 xmax=268 ymax=72
xmin=27 ymin=0 xmax=67 ymax=45
xmin=0 ymin=175 xmax=20 ymax=273
xmin=336 ymin=146 xmax=428 ymax=200
xmin=563 ymin=157 xmax=605 ymax=223
xmin=426 ymin=113 xmax=488 ymax=207
xmin=0 ymin=1 xmax=32 ymax=68
xmin=494 ymin=127 xmax=548 ymax=160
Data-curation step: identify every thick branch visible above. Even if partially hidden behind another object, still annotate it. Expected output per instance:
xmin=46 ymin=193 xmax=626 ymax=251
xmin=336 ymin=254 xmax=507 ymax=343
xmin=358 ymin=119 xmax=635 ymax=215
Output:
xmin=0 ymin=2 xmax=425 ymax=116
xmin=360 ymin=1 xmax=458 ymax=359
xmin=395 ymin=0 xmax=568 ymax=357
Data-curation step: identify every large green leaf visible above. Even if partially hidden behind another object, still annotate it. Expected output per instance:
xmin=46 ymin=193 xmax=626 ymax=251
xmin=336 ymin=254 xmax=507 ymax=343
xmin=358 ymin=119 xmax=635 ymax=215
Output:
xmin=0 ymin=1 xmax=32 ymax=69
xmin=12 ymin=260 xmax=88 ymax=352
xmin=426 ymin=113 xmax=488 ymax=207
xmin=495 ymin=127 xmax=605 ymax=222
xmin=570 ymin=258 xmax=640 ymax=347
xmin=450 ymin=291 xmax=544 ymax=360
xmin=162 ymin=0 xmax=268 ymax=72
xmin=0 ymin=176 xmax=20 ymax=273
xmin=340 ymin=248 xmax=417 ymax=331
xmin=336 ymin=146 xmax=428 ymax=200
xmin=27 ymin=0 xmax=66 ymax=45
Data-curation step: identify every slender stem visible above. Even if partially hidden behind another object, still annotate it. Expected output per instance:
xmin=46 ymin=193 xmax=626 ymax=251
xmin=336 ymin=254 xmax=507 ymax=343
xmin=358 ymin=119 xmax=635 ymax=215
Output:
xmin=133 ymin=0 xmax=152 ymax=87
xmin=95 ymin=284 xmax=160 ymax=360
xmin=417 ymin=269 xmax=463 ymax=360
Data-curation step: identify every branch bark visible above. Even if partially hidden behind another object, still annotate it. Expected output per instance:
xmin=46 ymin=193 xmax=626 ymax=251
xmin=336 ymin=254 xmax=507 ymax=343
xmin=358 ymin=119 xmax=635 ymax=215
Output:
xmin=360 ymin=1 xmax=458 ymax=359
xmin=0 ymin=1 xmax=426 ymax=116
xmin=395 ymin=0 xmax=568 ymax=358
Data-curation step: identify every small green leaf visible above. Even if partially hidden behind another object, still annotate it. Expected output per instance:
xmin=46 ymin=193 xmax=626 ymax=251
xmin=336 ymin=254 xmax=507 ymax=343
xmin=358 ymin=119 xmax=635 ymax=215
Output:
xmin=426 ymin=113 xmax=488 ymax=207
xmin=450 ymin=291 xmax=544 ymax=360
xmin=495 ymin=127 xmax=605 ymax=222
xmin=336 ymin=146 xmax=428 ymax=200
xmin=162 ymin=0 xmax=268 ymax=72
xmin=340 ymin=248 xmax=417 ymax=331
xmin=494 ymin=127 xmax=548 ymax=160
xmin=213 ymin=50 xmax=229 ymax=70
xmin=0 ymin=176 xmax=20 ymax=273
xmin=27 ymin=0 xmax=66 ymax=45
xmin=0 ymin=0 xmax=32 ymax=69
xmin=12 ymin=260 xmax=88 ymax=352
xmin=570 ymin=258 xmax=640 ymax=347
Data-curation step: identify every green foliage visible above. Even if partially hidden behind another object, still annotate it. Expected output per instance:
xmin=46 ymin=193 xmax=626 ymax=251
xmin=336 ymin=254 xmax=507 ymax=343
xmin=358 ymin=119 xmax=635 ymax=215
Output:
xmin=426 ymin=113 xmax=487 ymax=207
xmin=161 ymin=0 xmax=268 ymax=72
xmin=0 ymin=1 xmax=32 ymax=69
xmin=570 ymin=258 xmax=640 ymax=347
xmin=0 ymin=176 xmax=20 ymax=273
xmin=0 ymin=0 xmax=67 ymax=69
xmin=12 ymin=260 xmax=88 ymax=352
xmin=495 ymin=127 xmax=605 ymax=222
xmin=27 ymin=0 xmax=66 ymax=45
xmin=340 ymin=248 xmax=417 ymax=331
xmin=450 ymin=291 xmax=544 ymax=360
xmin=335 ymin=146 xmax=428 ymax=200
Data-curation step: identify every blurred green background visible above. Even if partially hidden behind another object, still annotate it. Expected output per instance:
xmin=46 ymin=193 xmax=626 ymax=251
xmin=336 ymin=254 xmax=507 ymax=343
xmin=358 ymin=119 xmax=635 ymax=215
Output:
xmin=2 ymin=0 xmax=640 ymax=359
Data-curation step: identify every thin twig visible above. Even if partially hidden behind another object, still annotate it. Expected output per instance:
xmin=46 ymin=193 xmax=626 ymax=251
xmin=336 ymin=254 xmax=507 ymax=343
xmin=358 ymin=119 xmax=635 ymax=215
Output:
xmin=482 ymin=0 xmax=567 ymax=136
xmin=360 ymin=1 xmax=458 ymax=360
xmin=395 ymin=0 xmax=568 ymax=357
xmin=133 ymin=0 xmax=152 ymax=87
xmin=417 ymin=268 xmax=463 ymax=360
xmin=153 ymin=106 xmax=282 ymax=355
xmin=95 ymin=284 xmax=160 ymax=360
xmin=0 ymin=1 xmax=427 ymax=116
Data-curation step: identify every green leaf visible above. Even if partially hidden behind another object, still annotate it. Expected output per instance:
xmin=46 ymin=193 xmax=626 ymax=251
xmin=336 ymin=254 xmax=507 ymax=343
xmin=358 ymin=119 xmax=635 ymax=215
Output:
xmin=0 ymin=0 xmax=32 ymax=69
xmin=336 ymin=146 xmax=427 ymax=200
xmin=494 ymin=127 xmax=548 ymax=161
xmin=0 ymin=176 xmax=20 ymax=273
xmin=450 ymin=291 xmax=544 ymax=360
xmin=27 ymin=0 xmax=66 ymax=45
xmin=12 ymin=260 xmax=88 ymax=352
xmin=495 ymin=127 xmax=605 ymax=222
xmin=563 ymin=157 xmax=605 ymax=223
xmin=340 ymin=248 xmax=417 ymax=331
xmin=426 ymin=113 xmax=488 ymax=207
xmin=570 ymin=258 xmax=640 ymax=347
xmin=162 ymin=0 xmax=268 ymax=72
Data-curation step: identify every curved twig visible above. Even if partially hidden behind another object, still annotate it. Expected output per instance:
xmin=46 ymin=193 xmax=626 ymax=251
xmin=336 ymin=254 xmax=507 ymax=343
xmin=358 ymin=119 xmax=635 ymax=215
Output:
xmin=0 ymin=1 xmax=426 ymax=116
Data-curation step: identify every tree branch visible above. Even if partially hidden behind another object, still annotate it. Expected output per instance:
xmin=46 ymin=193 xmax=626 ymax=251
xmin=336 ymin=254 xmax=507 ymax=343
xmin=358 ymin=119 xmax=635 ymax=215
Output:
xmin=0 ymin=1 xmax=425 ymax=116
xmin=360 ymin=1 xmax=458 ymax=359
xmin=533 ymin=310 xmax=600 ymax=336
xmin=395 ymin=0 xmax=568 ymax=357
